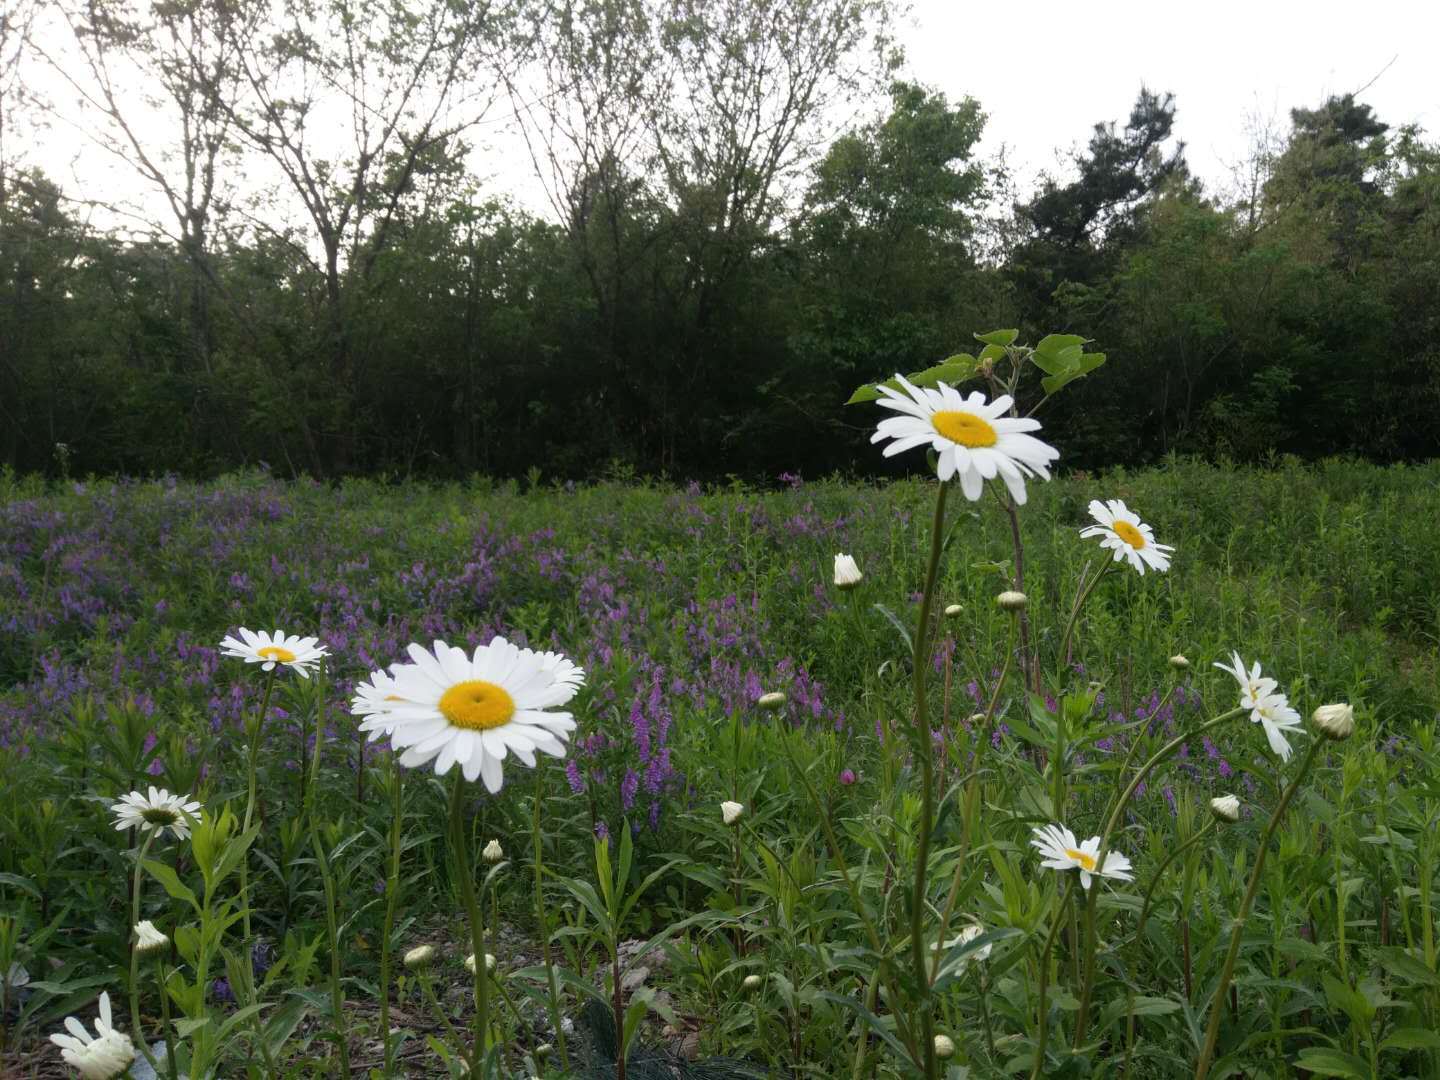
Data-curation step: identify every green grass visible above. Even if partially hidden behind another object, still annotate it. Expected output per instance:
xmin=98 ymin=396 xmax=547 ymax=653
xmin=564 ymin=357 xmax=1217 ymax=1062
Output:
xmin=2 ymin=457 xmax=1439 ymax=1077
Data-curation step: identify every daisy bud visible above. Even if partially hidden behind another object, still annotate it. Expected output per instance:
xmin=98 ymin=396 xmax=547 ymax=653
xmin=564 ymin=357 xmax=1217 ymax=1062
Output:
xmin=403 ymin=945 xmax=436 ymax=971
xmin=482 ymin=839 xmax=504 ymax=864
xmin=1169 ymin=654 xmax=1190 ymax=671
xmin=757 ymin=691 xmax=786 ymax=711
xmin=133 ymin=920 xmax=169 ymax=958
xmin=934 ymin=1034 xmax=956 ymax=1060
xmin=535 ymin=1043 xmax=554 ymax=1061
xmin=742 ymin=974 xmax=763 ymax=993
xmin=1209 ymin=794 xmax=1240 ymax=823
xmin=1311 ymin=703 xmax=1355 ymax=741
xmin=465 ymin=953 xmax=497 ymax=975
xmin=997 ymin=590 xmax=1027 ymax=612
xmin=944 ymin=603 xmax=963 ymax=618
xmin=968 ymin=712 xmax=987 ymax=726
xmin=833 ymin=554 xmax=863 ymax=589
xmin=721 ymin=801 xmax=744 ymax=826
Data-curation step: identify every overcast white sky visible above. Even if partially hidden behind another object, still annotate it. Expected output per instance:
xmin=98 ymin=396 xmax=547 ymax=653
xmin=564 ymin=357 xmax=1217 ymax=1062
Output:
xmin=903 ymin=0 xmax=1439 ymax=200
xmin=15 ymin=0 xmax=1440 ymax=228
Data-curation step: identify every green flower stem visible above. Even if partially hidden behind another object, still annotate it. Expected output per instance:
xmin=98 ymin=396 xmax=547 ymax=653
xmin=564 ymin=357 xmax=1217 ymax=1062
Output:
xmin=909 ymin=478 xmax=950 ymax=1080
xmin=306 ymin=677 xmax=351 ymax=1077
xmin=156 ymin=957 xmax=178 ymax=1080
xmin=533 ymin=767 xmax=569 ymax=1071
xmin=379 ymin=751 xmax=403 ymax=1076
xmin=1029 ymin=875 xmax=1078 ymax=1080
xmin=1056 ymin=562 xmax=1111 ymax=675
xmin=128 ymin=829 xmax=160 ymax=1074
xmin=850 ymin=975 xmax=881 ymax=1080
xmin=929 ymin=767 xmax=982 ymax=984
xmin=1194 ymin=737 xmax=1324 ymax=1079
xmin=778 ymin=730 xmax=917 ymax=1063
xmin=239 ymin=666 xmax=278 ymax=944
xmin=1120 ymin=821 xmax=1215 ymax=1075
xmin=449 ymin=773 xmax=489 ymax=1075
xmin=418 ymin=972 xmax=463 ymax=1048
xmin=1071 ymin=707 xmax=1245 ymax=1046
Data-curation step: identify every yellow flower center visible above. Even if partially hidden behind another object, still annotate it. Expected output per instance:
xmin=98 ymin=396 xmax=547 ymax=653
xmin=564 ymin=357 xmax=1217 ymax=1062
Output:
xmin=931 ymin=410 xmax=997 ymax=448
xmin=1065 ymin=848 xmax=1097 ymax=871
xmin=438 ymin=680 xmax=516 ymax=731
xmin=258 ymin=645 xmax=297 ymax=663
xmin=1112 ymin=521 xmax=1146 ymax=549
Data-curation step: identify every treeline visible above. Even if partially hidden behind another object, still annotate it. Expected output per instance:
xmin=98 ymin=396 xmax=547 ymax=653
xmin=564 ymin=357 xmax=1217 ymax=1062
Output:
xmin=1 ymin=0 xmax=1438 ymax=480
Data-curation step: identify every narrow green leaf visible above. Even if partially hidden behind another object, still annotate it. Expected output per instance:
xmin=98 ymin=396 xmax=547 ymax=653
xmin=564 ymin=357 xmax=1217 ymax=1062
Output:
xmin=142 ymin=858 xmax=198 ymax=911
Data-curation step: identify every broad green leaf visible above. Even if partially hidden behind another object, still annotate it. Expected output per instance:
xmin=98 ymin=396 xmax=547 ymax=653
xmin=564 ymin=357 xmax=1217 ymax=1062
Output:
xmin=846 ymin=355 xmax=980 ymax=405
xmin=142 ymin=858 xmax=198 ymax=911
xmin=1035 ymin=333 xmax=1088 ymax=356
xmin=974 ymin=329 xmax=1018 ymax=347
xmin=1040 ymin=352 xmax=1106 ymax=396
xmin=1293 ymin=1047 xmax=1372 ymax=1078
xmin=1381 ymin=1027 xmax=1440 ymax=1051
xmin=1374 ymin=947 xmax=1440 ymax=986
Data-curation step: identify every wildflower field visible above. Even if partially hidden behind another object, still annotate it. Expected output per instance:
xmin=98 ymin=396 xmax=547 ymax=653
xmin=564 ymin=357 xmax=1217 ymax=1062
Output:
xmin=4 ymin=437 xmax=1440 ymax=1076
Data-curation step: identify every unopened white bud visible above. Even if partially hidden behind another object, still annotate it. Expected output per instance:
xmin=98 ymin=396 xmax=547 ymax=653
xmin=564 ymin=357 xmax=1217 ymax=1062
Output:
xmin=757 ymin=691 xmax=786 ymax=711
xmin=721 ymin=801 xmax=744 ymax=826
xmin=404 ymin=944 xmax=436 ymax=971
xmin=465 ymin=953 xmax=497 ymax=975
xmin=997 ymin=590 xmax=1027 ymax=612
xmin=1311 ymin=703 xmax=1355 ymax=741
xmin=742 ymin=974 xmax=763 ymax=993
xmin=1169 ymin=654 xmax=1190 ymax=671
xmin=934 ymin=1034 xmax=956 ymax=1059
xmin=944 ymin=604 xmax=963 ymax=618
xmin=1209 ymin=794 xmax=1240 ymax=823
xmin=133 ymin=920 xmax=169 ymax=958
xmin=482 ymin=839 xmax=504 ymax=864
xmin=833 ymin=554 xmax=863 ymax=589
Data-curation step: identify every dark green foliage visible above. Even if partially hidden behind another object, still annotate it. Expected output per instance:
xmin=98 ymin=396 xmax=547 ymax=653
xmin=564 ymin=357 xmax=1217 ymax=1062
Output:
xmin=3 ymin=73 xmax=1440 ymax=479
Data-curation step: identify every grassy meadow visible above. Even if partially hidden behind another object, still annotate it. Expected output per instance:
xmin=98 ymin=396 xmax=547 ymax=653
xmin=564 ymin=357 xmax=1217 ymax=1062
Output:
xmin=2 ymin=458 xmax=1440 ymax=1078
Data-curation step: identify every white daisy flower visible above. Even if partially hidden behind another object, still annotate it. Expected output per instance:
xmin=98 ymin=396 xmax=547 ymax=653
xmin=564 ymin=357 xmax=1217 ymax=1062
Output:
xmin=1213 ymin=651 xmax=1278 ymax=712
xmin=1078 ymin=499 xmax=1175 ymax=574
xmin=355 ymin=638 xmax=582 ymax=793
xmin=351 ymin=668 xmax=413 ymax=742
xmin=219 ymin=628 xmax=329 ymax=678
xmin=1252 ymin=691 xmax=1304 ymax=761
xmin=110 ymin=787 xmax=203 ymax=841
xmin=1030 ymin=823 xmax=1133 ymax=890
xmin=49 ymin=992 xmax=136 ymax=1080
xmin=870 ymin=376 xmax=1059 ymax=503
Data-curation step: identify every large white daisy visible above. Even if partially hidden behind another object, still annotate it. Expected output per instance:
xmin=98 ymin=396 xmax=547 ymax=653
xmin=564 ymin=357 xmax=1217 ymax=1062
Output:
xmin=219 ymin=628 xmax=329 ymax=678
xmin=870 ymin=376 xmax=1059 ymax=503
xmin=1078 ymin=499 xmax=1175 ymax=575
xmin=1213 ymin=651 xmax=1278 ymax=711
xmin=49 ymin=992 xmax=136 ymax=1080
xmin=110 ymin=787 xmax=204 ymax=841
xmin=1030 ymin=823 xmax=1133 ymax=891
xmin=1251 ymin=691 xmax=1303 ymax=761
xmin=356 ymin=638 xmax=584 ymax=793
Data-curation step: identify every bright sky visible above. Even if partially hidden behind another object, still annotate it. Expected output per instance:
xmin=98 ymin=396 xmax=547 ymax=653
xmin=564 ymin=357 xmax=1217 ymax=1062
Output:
xmin=13 ymin=0 xmax=1440 ymax=229
xmin=903 ymin=0 xmax=1440 ymax=200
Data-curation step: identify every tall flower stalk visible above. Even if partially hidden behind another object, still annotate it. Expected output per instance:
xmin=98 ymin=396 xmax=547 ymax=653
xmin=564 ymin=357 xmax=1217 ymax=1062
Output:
xmin=908 ymin=478 xmax=950 ymax=1080
xmin=450 ymin=774 xmax=490 ymax=1074
xmin=1194 ymin=737 xmax=1325 ymax=1078
xmin=378 ymin=752 xmax=404 ymax=1076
